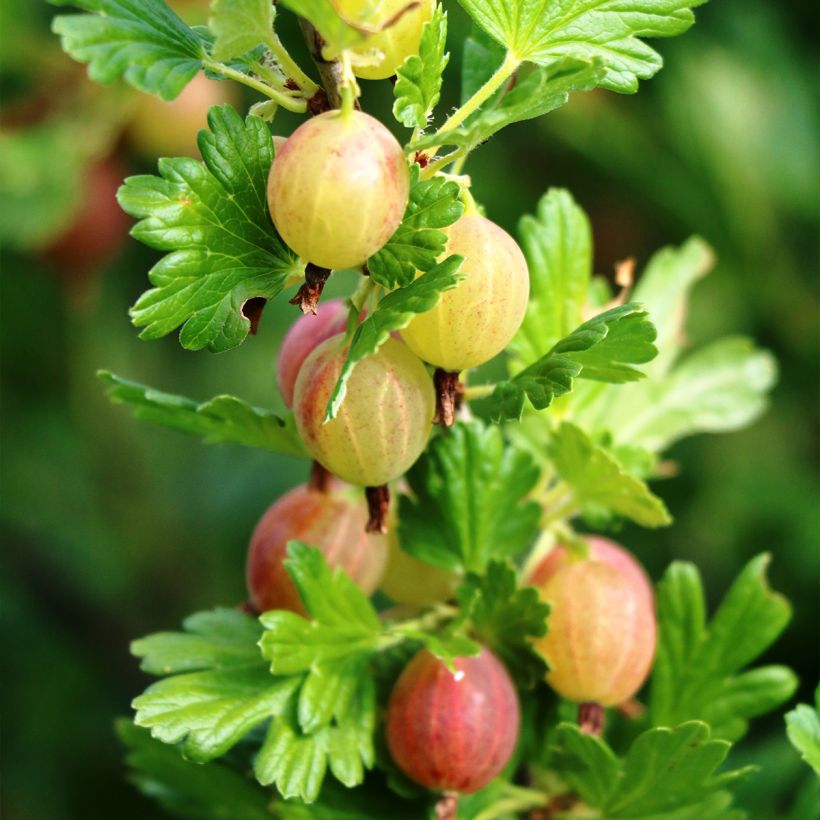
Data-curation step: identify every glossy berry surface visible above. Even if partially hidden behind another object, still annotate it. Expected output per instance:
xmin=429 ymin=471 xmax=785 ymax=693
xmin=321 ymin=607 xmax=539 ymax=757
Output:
xmin=379 ymin=527 xmax=458 ymax=606
xmin=294 ymin=334 xmax=434 ymax=487
xmin=400 ymin=214 xmax=529 ymax=371
xmin=386 ymin=647 xmax=519 ymax=793
xmin=277 ymin=298 xmax=348 ymax=407
xmin=340 ymin=0 xmax=436 ymax=81
xmin=246 ymin=482 xmax=387 ymax=614
xmin=528 ymin=536 xmax=654 ymax=608
xmin=268 ymin=110 xmax=409 ymax=270
xmin=532 ymin=561 xmax=657 ymax=706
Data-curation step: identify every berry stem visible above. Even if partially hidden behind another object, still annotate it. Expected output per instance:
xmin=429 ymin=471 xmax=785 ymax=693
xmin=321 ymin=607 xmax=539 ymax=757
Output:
xmin=308 ymin=461 xmax=332 ymax=493
xmin=264 ymin=32 xmax=320 ymax=96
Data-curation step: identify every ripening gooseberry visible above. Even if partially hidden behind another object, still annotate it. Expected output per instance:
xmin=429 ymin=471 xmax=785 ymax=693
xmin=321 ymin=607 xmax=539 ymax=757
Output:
xmin=277 ymin=298 xmax=348 ymax=407
xmin=379 ymin=527 xmax=459 ymax=606
xmin=528 ymin=536 xmax=654 ymax=609
xmin=531 ymin=561 xmax=657 ymax=706
xmin=400 ymin=214 xmax=529 ymax=372
xmin=339 ymin=0 xmax=436 ymax=81
xmin=268 ymin=110 xmax=410 ymax=270
xmin=386 ymin=647 xmax=520 ymax=793
xmin=294 ymin=334 xmax=434 ymax=486
xmin=246 ymin=482 xmax=387 ymax=614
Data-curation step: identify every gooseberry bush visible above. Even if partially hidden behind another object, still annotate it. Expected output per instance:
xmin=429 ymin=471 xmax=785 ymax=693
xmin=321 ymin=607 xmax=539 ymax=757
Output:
xmin=50 ymin=0 xmax=809 ymax=816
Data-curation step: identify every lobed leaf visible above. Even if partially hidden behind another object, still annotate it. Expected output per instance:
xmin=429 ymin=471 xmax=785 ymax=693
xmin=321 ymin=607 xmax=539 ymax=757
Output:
xmin=50 ymin=0 xmax=205 ymax=100
xmin=118 ymin=104 xmax=301 ymax=352
xmin=552 ymin=721 xmax=749 ymax=818
xmin=392 ymin=5 xmax=449 ymax=129
xmin=550 ymin=422 xmax=672 ymax=527
xmin=324 ymin=254 xmax=464 ymax=420
xmin=367 ymin=165 xmax=465 ymax=289
xmin=650 ymin=555 xmax=796 ymax=741
xmin=456 ymin=0 xmax=709 ymax=93
xmin=785 ymin=689 xmax=820 ymax=775
xmin=100 ymin=371 xmax=307 ymax=457
xmin=490 ymin=303 xmax=657 ymax=422
xmin=510 ymin=188 xmax=593 ymax=366
xmin=456 ymin=562 xmax=550 ymax=688
xmin=398 ymin=420 xmax=541 ymax=573
xmin=209 ymin=0 xmax=275 ymax=62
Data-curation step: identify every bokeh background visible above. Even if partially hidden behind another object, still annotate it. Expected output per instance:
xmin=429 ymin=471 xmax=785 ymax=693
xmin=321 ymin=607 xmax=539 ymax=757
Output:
xmin=2 ymin=0 xmax=818 ymax=817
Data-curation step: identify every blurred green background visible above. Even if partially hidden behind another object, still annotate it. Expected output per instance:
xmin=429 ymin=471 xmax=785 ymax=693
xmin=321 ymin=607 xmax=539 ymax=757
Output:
xmin=1 ymin=0 xmax=818 ymax=817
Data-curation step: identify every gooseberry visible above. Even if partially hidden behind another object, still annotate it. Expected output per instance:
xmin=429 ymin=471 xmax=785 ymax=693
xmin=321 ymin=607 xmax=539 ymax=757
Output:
xmin=339 ymin=0 xmax=436 ymax=81
xmin=386 ymin=647 xmax=520 ymax=793
xmin=246 ymin=482 xmax=387 ymax=614
xmin=531 ymin=560 xmax=657 ymax=706
xmin=268 ymin=110 xmax=409 ymax=270
xmin=294 ymin=334 xmax=434 ymax=486
xmin=379 ymin=527 xmax=459 ymax=606
xmin=400 ymin=214 xmax=529 ymax=372
xmin=277 ymin=298 xmax=348 ymax=407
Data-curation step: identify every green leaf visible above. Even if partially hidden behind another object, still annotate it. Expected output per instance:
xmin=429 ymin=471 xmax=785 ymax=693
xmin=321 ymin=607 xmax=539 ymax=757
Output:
xmin=100 ymin=371 xmax=308 ymax=458
xmin=510 ymin=188 xmax=593 ymax=366
xmin=50 ymin=0 xmax=205 ymax=100
xmin=367 ymin=166 xmax=465 ymax=289
xmin=324 ymin=254 xmax=464 ymax=420
xmin=393 ymin=5 xmax=449 ymax=129
xmin=490 ymin=303 xmax=657 ymax=422
xmin=398 ymin=420 xmax=541 ymax=572
xmin=651 ymin=555 xmax=796 ymax=741
xmin=455 ymin=0 xmax=708 ymax=93
xmin=117 ymin=720 xmax=275 ymax=820
xmin=277 ymin=0 xmax=365 ymax=55
xmin=550 ymin=422 xmax=672 ymax=527
xmin=118 ymin=104 xmax=300 ymax=352
xmin=209 ymin=0 xmax=275 ymax=62
xmin=412 ymin=58 xmax=604 ymax=153
xmin=460 ymin=27 xmax=506 ymax=105
xmin=552 ymin=721 xmax=749 ymax=818
xmin=785 ymin=689 xmax=820 ymax=774
xmin=608 ymin=337 xmax=778 ymax=453
xmin=131 ymin=609 xmax=301 ymax=762
xmin=456 ymin=562 xmax=549 ymax=688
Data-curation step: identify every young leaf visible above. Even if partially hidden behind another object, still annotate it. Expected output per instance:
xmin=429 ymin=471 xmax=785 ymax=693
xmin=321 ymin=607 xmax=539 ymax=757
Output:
xmin=131 ymin=609 xmax=301 ymax=762
xmin=50 ymin=0 xmax=206 ymax=100
xmin=367 ymin=166 xmax=465 ymax=289
xmin=412 ymin=58 xmax=605 ymax=153
xmin=117 ymin=720 xmax=275 ymax=820
xmin=393 ymin=5 xmax=449 ymax=129
xmin=510 ymin=188 xmax=593 ymax=366
xmin=552 ymin=721 xmax=749 ymax=818
xmin=456 ymin=562 xmax=550 ymax=688
xmin=324 ymin=254 xmax=464 ymax=420
xmin=606 ymin=337 xmax=777 ymax=453
xmin=100 ymin=371 xmax=308 ymax=458
xmin=490 ymin=303 xmax=657 ymax=422
xmin=209 ymin=0 xmax=275 ymax=62
xmin=785 ymin=689 xmax=820 ymax=774
xmin=398 ymin=420 xmax=541 ymax=572
xmin=118 ymin=104 xmax=301 ymax=352
xmin=651 ymin=555 xmax=797 ymax=741
xmin=456 ymin=0 xmax=708 ymax=93
xmin=550 ymin=422 xmax=672 ymax=527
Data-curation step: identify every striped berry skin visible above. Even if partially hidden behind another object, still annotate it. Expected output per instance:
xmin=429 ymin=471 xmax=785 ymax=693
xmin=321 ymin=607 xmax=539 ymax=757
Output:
xmin=246 ymin=483 xmax=387 ymax=614
xmin=293 ymin=334 xmax=434 ymax=487
xmin=400 ymin=214 xmax=529 ymax=372
xmin=268 ymin=110 xmax=410 ymax=270
xmin=528 ymin=536 xmax=655 ymax=609
xmin=277 ymin=299 xmax=348 ymax=407
xmin=386 ymin=648 xmax=520 ymax=794
xmin=532 ymin=561 xmax=657 ymax=706
xmin=340 ymin=0 xmax=436 ymax=81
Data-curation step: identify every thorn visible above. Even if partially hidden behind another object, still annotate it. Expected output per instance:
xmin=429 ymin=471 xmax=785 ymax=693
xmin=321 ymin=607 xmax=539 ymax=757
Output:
xmin=365 ymin=485 xmax=390 ymax=534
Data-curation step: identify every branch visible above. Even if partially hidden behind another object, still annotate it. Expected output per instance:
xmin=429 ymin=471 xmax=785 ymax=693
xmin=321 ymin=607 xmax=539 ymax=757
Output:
xmin=298 ymin=18 xmax=360 ymax=113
